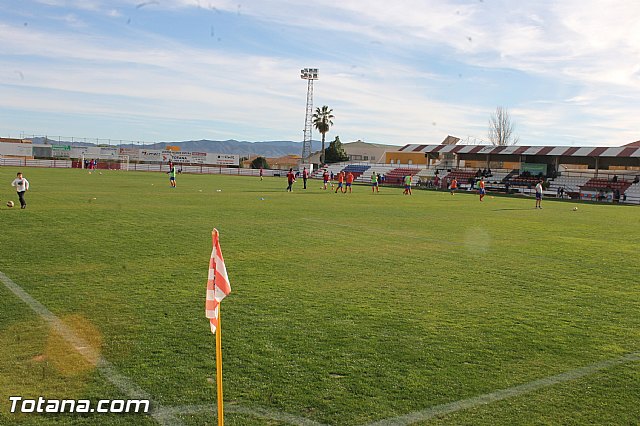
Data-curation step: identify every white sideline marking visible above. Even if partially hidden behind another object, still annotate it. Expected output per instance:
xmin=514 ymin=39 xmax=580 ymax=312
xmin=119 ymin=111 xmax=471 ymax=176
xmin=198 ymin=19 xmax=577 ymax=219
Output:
xmin=0 ymin=271 xmax=183 ymax=426
xmin=157 ymin=403 xmax=329 ymax=426
xmin=367 ymin=351 xmax=640 ymax=426
xmin=0 ymin=271 xmax=324 ymax=426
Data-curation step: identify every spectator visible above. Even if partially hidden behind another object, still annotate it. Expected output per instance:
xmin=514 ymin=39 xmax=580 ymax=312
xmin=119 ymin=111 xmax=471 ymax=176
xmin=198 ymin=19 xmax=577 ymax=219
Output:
xmin=612 ymin=175 xmax=618 ymax=182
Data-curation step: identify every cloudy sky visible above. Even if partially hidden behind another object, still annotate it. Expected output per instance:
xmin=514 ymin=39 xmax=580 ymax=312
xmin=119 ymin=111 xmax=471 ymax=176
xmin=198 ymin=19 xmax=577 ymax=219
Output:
xmin=1 ymin=0 xmax=639 ymax=147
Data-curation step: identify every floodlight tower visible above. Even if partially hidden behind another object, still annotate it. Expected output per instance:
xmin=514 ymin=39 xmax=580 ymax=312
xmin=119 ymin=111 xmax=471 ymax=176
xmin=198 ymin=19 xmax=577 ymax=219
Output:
xmin=300 ymin=68 xmax=318 ymax=161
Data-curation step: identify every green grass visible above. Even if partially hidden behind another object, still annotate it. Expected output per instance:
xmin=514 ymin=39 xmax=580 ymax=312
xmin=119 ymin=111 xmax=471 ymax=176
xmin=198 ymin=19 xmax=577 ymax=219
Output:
xmin=0 ymin=167 xmax=638 ymax=425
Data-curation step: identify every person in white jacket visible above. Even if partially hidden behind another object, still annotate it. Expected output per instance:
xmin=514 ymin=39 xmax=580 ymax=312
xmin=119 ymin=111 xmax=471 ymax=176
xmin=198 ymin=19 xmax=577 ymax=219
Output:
xmin=11 ymin=172 xmax=29 ymax=209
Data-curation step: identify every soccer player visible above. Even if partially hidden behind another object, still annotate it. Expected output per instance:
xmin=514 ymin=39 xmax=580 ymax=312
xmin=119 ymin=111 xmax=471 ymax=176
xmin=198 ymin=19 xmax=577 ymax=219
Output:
xmin=403 ymin=175 xmax=412 ymax=195
xmin=259 ymin=167 xmax=263 ymax=181
xmin=450 ymin=177 xmax=458 ymax=195
xmin=286 ymin=168 xmax=296 ymax=192
xmin=11 ymin=172 xmax=29 ymax=209
xmin=335 ymin=171 xmax=345 ymax=193
xmin=371 ymin=172 xmax=379 ymax=193
xmin=302 ymin=167 xmax=309 ymax=190
xmin=167 ymin=164 xmax=177 ymax=187
xmin=478 ymin=177 xmax=486 ymax=201
xmin=322 ymin=170 xmax=330 ymax=190
xmin=346 ymin=172 xmax=354 ymax=193
xmin=535 ymin=179 xmax=543 ymax=209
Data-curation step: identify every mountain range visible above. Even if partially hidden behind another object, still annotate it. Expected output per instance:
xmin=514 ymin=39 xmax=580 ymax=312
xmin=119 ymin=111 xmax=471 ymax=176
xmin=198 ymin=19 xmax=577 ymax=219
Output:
xmin=31 ymin=137 xmax=321 ymax=158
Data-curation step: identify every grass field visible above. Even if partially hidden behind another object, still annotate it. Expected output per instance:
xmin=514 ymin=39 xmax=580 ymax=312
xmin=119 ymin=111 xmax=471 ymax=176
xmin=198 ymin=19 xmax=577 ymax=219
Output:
xmin=0 ymin=167 xmax=639 ymax=426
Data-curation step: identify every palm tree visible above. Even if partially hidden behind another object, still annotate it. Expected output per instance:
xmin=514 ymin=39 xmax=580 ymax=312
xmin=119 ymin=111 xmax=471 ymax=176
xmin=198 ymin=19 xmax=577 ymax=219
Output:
xmin=312 ymin=105 xmax=334 ymax=165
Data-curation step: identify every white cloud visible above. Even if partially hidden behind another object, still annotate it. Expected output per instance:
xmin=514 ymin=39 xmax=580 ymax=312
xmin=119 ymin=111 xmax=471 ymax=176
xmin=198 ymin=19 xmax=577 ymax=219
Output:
xmin=1 ymin=0 xmax=640 ymax=144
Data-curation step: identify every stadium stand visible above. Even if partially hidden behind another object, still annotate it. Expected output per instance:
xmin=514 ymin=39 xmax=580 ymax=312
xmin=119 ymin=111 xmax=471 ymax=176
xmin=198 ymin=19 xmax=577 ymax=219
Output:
xmin=383 ymin=167 xmax=421 ymax=185
xmin=356 ymin=165 xmax=396 ymax=184
xmin=581 ymin=178 xmax=632 ymax=193
xmin=443 ymin=169 xmax=476 ymax=182
xmin=547 ymin=175 xmax=591 ymax=198
xmin=341 ymin=164 xmax=370 ymax=181
xmin=622 ymin=181 xmax=640 ymax=204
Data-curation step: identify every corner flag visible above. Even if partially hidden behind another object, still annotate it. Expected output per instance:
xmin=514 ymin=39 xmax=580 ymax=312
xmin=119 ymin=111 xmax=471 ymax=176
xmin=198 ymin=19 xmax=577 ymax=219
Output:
xmin=206 ymin=229 xmax=231 ymax=334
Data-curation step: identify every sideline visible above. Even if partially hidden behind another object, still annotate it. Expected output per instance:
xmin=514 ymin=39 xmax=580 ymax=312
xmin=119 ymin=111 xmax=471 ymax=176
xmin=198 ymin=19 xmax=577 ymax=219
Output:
xmin=0 ymin=270 xmax=324 ymax=426
xmin=366 ymin=351 xmax=640 ymax=425
xmin=0 ymin=270 xmax=183 ymax=426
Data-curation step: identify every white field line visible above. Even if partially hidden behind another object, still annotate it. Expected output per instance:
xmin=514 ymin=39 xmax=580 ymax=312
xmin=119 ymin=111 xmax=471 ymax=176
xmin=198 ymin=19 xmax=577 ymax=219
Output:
xmin=0 ymin=271 xmax=325 ymax=426
xmin=6 ymin=271 xmax=636 ymax=426
xmin=366 ymin=351 xmax=640 ymax=426
xmin=0 ymin=271 xmax=182 ymax=426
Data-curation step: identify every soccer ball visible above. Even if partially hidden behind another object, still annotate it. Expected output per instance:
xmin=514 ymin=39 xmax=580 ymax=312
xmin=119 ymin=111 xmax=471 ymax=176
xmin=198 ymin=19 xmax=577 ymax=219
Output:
xmin=6 ymin=201 xmax=14 ymax=208
xmin=573 ymin=207 xmax=578 ymax=211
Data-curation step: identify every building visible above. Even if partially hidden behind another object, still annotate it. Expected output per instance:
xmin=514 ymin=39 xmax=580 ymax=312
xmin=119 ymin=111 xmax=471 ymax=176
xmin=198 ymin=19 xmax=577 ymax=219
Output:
xmin=384 ymin=136 xmax=460 ymax=166
xmin=243 ymin=154 xmax=301 ymax=170
xmin=308 ymin=140 xmax=401 ymax=165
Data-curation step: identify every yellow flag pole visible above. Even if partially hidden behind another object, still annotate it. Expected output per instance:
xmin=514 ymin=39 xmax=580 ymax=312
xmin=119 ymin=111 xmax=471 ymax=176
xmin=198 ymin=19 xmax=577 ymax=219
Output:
xmin=216 ymin=309 xmax=224 ymax=426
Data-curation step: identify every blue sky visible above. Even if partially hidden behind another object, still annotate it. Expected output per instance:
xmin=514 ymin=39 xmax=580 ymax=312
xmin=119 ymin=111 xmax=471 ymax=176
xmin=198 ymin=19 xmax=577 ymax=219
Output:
xmin=1 ymin=0 xmax=639 ymax=147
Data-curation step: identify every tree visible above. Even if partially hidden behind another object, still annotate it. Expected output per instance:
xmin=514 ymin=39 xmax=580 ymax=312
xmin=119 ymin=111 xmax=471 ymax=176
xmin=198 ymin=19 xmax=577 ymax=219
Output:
xmin=488 ymin=106 xmax=519 ymax=146
xmin=324 ymin=136 xmax=349 ymax=163
xmin=250 ymin=156 xmax=269 ymax=169
xmin=312 ymin=105 xmax=334 ymax=164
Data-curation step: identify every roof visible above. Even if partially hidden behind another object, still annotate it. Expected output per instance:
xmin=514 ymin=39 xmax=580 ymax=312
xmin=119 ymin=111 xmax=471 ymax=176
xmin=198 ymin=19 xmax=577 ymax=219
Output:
xmin=0 ymin=138 xmax=31 ymax=144
xmin=343 ymin=140 xmax=402 ymax=149
xmin=397 ymin=144 xmax=640 ymax=158
xmin=623 ymin=140 xmax=640 ymax=147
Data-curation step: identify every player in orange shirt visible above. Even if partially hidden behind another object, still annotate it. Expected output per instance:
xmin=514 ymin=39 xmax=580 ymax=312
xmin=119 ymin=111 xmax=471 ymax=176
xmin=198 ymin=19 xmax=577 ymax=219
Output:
xmin=335 ymin=171 xmax=345 ymax=193
xmin=450 ymin=177 xmax=458 ymax=195
xmin=345 ymin=172 xmax=354 ymax=193
xmin=478 ymin=177 xmax=486 ymax=201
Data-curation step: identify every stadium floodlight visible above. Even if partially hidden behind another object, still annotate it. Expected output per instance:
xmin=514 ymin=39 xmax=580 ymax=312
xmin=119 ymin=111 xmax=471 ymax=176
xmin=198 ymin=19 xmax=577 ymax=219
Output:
xmin=300 ymin=68 xmax=318 ymax=161
xmin=301 ymin=68 xmax=319 ymax=80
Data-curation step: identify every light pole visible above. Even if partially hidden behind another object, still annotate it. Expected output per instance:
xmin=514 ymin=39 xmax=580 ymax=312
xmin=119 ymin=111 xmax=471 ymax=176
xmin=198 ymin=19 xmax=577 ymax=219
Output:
xmin=300 ymin=68 xmax=318 ymax=162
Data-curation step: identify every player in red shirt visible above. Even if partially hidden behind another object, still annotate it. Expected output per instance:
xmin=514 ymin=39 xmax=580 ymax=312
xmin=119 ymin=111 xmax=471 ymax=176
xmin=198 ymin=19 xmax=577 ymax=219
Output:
xmin=286 ymin=168 xmax=296 ymax=192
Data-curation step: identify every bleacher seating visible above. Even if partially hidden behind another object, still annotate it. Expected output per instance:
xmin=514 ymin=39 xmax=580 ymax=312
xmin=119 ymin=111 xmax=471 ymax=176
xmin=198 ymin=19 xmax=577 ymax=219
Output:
xmin=581 ymin=178 xmax=631 ymax=193
xmin=341 ymin=164 xmax=370 ymax=181
xmin=383 ymin=167 xmax=420 ymax=185
xmin=547 ymin=175 xmax=591 ymax=198
xmin=443 ymin=170 xmax=476 ymax=182
xmin=356 ymin=165 xmax=398 ymax=183
xmin=622 ymin=181 xmax=640 ymax=204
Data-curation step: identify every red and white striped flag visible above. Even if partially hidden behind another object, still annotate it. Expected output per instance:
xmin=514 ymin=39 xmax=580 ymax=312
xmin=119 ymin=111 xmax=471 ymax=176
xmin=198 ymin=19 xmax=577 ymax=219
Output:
xmin=206 ymin=229 xmax=231 ymax=334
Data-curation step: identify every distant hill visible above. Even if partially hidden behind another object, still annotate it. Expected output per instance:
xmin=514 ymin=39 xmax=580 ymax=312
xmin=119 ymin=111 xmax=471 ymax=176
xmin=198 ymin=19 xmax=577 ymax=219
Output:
xmin=30 ymin=137 xmax=321 ymax=157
